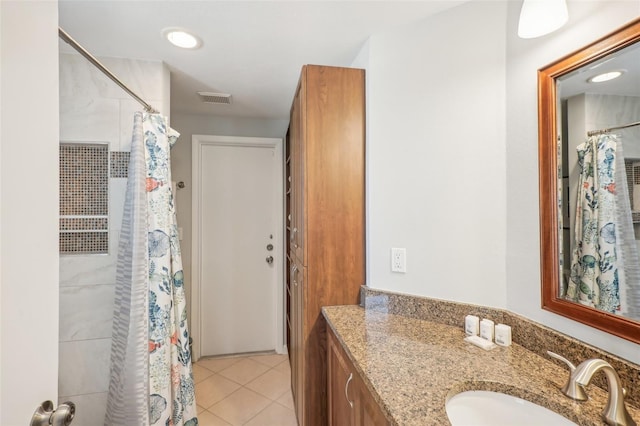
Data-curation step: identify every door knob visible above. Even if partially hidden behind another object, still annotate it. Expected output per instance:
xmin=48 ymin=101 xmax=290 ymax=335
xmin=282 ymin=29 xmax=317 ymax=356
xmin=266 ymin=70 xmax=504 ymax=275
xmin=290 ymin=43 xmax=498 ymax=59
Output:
xmin=266 ymin=256 xmax=274 ymax=265
xmin=30 ymin=401 xmax=54 ymax=426
xmin=31 ymin=400 xmax=75 ymax=426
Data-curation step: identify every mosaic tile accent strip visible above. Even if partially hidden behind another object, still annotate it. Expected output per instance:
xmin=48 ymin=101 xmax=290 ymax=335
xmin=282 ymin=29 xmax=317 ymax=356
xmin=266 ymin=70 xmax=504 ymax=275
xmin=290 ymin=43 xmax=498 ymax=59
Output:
xmin=360 ymin=286 xmax=640 ymax=408
xmin=59 ymin=231 xmax=109 ymax=254
xmin=59 ymin=143 xmax=109 ymax=254
xmin=60 ymin=217 xmax=108 ymax=231
xmin=110 ymin=151 xmax=130 ymax=178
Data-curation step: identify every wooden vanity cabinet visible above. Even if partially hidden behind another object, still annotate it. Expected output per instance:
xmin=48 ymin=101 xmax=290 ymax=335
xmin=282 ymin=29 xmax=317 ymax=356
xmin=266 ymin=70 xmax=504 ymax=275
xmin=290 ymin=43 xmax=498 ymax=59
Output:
xmin=285 ymin=64 xmax=366 ymax=426
xmin=327 ymin=327 xmax=389 ymax=426
xmin=358 ymin=388 xmax=389 ymax=426
xmin=328 ymin=327 xmax=356 ymax=425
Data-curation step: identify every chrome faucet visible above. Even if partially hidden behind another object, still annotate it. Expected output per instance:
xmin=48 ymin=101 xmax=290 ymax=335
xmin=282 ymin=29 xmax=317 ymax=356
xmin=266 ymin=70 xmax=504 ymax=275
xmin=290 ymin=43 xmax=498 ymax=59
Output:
xmin=547 ymin=351 xmax=637 ymax=426
xmin=547 ymin=351 xmax=588 ymax=401
xmin=572 ymin=358 xmax=636 ymax=426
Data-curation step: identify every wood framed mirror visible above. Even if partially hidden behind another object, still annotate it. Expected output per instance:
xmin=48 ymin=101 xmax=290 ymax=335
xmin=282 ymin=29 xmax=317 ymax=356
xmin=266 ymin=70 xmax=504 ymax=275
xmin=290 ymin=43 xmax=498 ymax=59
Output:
xmin=539 ymin=17 xmax=640 ymax=344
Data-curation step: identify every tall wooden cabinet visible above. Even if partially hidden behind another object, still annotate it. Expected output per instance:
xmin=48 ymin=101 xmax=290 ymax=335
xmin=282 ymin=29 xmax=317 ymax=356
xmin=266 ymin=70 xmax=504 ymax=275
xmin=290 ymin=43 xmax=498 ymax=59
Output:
xmin=285 ymin=65 xmax=366 ymax=426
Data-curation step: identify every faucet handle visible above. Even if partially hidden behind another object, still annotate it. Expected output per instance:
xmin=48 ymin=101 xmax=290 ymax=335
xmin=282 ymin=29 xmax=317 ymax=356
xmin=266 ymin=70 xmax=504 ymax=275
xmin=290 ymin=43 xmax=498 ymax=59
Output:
xmin=547 ymin=351 xmax=589 ymax=401
xmin=547 ymin=350 xmax=578 ymax=370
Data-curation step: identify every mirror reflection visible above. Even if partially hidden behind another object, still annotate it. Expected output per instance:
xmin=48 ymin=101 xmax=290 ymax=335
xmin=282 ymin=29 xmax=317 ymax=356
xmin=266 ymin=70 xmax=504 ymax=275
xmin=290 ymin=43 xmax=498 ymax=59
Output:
xmin=557 ymin=41 xmax=640 ymax=321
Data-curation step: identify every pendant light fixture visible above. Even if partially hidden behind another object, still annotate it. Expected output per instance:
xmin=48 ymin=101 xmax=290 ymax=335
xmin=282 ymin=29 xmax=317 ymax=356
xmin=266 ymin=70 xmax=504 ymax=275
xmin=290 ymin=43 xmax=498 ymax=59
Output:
xmin=518 ymin=0 xmax=568 ymax=39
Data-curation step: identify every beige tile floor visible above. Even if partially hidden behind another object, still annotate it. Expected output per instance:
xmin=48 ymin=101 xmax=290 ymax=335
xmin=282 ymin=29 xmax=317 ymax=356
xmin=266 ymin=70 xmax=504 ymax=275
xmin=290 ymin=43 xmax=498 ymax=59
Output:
xmin=193 ymin=352 xmax=298 ymax=426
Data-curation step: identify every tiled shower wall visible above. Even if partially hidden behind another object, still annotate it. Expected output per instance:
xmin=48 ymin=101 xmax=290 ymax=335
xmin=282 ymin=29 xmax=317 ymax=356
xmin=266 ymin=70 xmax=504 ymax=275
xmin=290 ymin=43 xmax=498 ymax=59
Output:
xmin=564 ymin=94 xmax=640 ymax=277
xmin=58 ymin=52 xmax=170 ymax=424
xmin=584 ymin=94 xmax=640 ymax=224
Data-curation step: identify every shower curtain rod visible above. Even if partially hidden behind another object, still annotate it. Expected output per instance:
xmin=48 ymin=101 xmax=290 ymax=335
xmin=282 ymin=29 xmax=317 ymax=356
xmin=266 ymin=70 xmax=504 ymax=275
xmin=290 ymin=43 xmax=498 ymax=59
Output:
xmin=587 ymin=121 xmax=640 ymax=137
xmin=58 ymin=27 xmax=158 ymax=114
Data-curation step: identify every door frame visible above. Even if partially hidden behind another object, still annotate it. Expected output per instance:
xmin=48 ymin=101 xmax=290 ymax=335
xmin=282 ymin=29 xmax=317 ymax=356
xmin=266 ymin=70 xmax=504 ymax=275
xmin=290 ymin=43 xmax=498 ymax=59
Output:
xmin=191 ymin=134 xmax=285 ymax=361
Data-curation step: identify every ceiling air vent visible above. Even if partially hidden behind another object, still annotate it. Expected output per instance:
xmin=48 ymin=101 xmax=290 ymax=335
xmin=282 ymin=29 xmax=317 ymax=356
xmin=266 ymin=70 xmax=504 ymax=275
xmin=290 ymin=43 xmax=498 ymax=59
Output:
xmin=197 ymin=92 xmax=232 ymax=105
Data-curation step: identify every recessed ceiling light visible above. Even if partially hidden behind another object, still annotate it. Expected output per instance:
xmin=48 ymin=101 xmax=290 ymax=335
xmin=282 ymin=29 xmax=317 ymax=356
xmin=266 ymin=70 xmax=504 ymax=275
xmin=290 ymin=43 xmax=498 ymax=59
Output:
xmin=588 ymin=70 xmax=624 ymax=83
xmin=163 ymin=28 xmax=202 ymax=49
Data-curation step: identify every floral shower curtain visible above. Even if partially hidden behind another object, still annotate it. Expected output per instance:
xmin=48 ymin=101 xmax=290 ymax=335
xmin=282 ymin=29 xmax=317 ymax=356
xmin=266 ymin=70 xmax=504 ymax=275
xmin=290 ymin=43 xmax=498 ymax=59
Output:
xmin=106 ymin=112 xmax=197 ymax=426
xmin=567 ymin=134 xmax=620 ymax=313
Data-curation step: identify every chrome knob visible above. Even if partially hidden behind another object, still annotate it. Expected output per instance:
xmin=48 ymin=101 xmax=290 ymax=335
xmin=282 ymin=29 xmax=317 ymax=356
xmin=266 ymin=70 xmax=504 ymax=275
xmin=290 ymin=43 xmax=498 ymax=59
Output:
xmin=31 ymin=401 xmax=54 ymax=426
xmin=31 ymin=401 xmax=75 ymax=426
xmin=266 ymin=256 xmax=274 ymax=265
xmin=51 ymin=402 xmax=75 ymax=426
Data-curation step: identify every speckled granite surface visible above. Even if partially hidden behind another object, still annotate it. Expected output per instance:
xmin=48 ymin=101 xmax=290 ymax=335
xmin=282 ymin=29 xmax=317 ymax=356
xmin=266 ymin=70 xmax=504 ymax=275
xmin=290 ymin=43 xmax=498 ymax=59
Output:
xmin=361 ymin=286 xmax=640 ymax=408
xmin=323 ymin=303 xmax=640 ymax=426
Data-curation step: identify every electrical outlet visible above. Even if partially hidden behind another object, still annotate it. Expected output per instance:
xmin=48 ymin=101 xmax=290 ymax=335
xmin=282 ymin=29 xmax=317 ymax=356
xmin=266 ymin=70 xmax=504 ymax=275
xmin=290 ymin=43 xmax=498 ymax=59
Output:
xmin=391 ymin=248 xmax=406 ymax=273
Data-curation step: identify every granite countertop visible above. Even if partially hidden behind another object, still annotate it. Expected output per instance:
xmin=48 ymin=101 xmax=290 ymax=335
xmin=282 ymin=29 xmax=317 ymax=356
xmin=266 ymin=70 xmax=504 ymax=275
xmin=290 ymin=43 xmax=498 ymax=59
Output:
xmin=322 ymin=305 xmax=640 ymax=426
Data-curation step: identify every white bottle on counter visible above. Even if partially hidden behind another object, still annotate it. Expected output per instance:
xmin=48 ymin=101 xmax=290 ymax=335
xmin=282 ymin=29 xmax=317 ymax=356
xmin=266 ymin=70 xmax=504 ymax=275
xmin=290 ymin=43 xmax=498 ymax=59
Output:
xmin=480 ymin=319 xmax=494 ymax=341
xmin=495 ymin=324 xmax=512 ymax=347
xmin=465 ymin=315 xmax=480 ymax=336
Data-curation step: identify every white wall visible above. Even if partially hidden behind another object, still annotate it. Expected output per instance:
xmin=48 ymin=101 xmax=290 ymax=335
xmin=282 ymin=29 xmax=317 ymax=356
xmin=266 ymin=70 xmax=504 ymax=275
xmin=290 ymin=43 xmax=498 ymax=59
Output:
xmin=1 ymin=1 xmax=60 ymax=423
xmin=365 ymin=1 xmax=508 ymax=308
xmin=506 ymin=0 xmax=640 ymax=363
xmin=58 ymin=53 xmax=170 ymax=424
xmin=169 ymin=112 xmax=288 ymax=325
xmin=360 ymin=0 xmax=640 ymax=363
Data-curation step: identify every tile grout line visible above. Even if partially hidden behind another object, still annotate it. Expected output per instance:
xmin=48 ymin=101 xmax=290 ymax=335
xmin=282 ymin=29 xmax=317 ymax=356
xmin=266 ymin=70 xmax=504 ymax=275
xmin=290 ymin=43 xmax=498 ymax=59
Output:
xmin=202 ymin=386 xmax=294 ymax=425
xmin=194 ymin=354 xmax=295 ymax=425
xmin=240 ymin=400 xmax=278 ymax=426
xmin=238 ymin=363 xmax=295 ymax=425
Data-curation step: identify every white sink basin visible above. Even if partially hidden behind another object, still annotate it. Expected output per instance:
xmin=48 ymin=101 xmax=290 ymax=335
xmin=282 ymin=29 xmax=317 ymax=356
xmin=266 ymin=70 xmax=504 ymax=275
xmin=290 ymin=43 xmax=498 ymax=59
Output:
xmin=446 ymin=390 xmax=578 ymax=426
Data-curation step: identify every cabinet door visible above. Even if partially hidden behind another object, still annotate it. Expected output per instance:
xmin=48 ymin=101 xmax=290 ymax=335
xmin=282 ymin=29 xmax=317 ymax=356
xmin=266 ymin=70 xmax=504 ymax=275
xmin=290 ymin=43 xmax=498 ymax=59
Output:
xmin=356 ymin=382 xmax=389 ymax=426
xmin=285 ymin=130 xmax=293 ymax=357
xmin=291 ymin=257 xmax=306 ymax=422
xmin=288 ymin=107 xmax=297 ymax=257
xmin=285 ymin=253 xmax=292 ymax=358
xmin=328 ymin=328 xmax=390 ymax=426
xmin=327 ymin=328 xmax=357 ymax=426
xmin=290 ymin=82 xmax=305 ymax=264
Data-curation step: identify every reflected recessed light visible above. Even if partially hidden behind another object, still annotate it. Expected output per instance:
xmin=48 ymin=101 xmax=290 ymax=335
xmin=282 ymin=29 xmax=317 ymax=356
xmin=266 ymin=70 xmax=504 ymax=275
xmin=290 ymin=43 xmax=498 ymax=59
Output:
xmin=163 ymin=28 xmax=202 ymax=49
xmin=588 ymin=70 xmax=624 ymax=83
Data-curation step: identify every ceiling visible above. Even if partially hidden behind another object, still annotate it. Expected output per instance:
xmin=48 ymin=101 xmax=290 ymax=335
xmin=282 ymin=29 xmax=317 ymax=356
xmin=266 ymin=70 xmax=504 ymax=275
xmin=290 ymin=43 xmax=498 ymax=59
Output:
xmin=58 ymin=0 xmax=468 ymax=120
xmin=559 ymin=40 xmax=640 ymax=100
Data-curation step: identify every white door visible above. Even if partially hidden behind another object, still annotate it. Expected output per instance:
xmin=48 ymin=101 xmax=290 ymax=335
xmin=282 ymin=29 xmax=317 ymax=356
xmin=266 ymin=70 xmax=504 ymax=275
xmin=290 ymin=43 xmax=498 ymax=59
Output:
xmin=2 ymin=2 xmax=59 ymax=423
xmin=193 ymin=136 xmax=284 ymax=358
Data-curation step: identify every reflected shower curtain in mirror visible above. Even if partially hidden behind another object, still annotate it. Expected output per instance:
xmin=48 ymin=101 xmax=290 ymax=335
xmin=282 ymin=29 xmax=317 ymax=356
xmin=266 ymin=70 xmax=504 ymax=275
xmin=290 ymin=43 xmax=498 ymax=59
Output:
xmin=568 ymin=134 xmax=620 ymax=312
xmin=612 ymin=136 xmax=640 ymax=319
xmin=105 ymin=112 xmax=198 ymax=426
